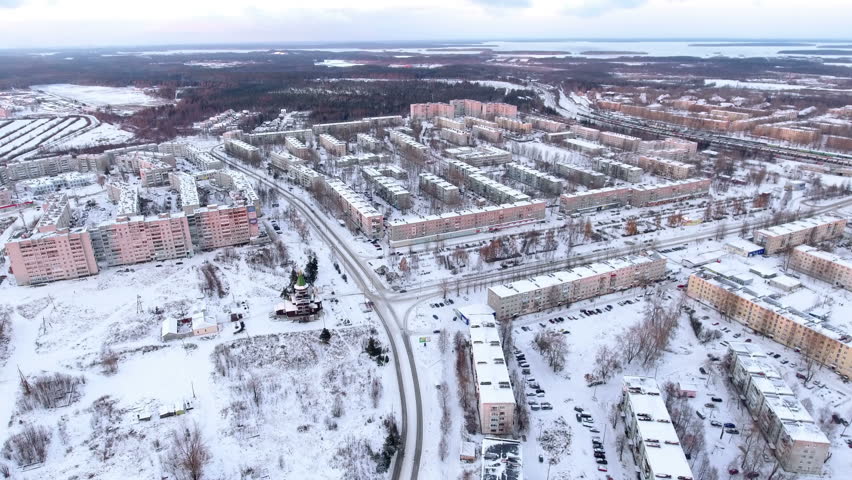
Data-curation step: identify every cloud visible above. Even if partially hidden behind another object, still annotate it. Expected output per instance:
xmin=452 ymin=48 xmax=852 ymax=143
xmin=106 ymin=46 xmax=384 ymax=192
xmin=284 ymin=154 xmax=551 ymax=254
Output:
xmin=469 ymin=0 xmax=532 ymax=8
xmin=565 ymin=0 xmax=649 ymax=17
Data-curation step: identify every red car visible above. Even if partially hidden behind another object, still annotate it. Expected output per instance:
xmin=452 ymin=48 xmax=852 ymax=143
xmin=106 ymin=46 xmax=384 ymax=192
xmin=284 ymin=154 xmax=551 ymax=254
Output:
xmin=728 ymin=469 xmax=739 ymax=475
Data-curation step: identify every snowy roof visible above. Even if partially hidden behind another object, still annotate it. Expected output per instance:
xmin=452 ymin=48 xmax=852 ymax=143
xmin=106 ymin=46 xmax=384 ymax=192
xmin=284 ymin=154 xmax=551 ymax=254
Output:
xmin=388 ymin=200 xmax=544 ymax=227
xmin=481 ymin=437 xmax=522 ymax=480
xmin=490 ymin=254 xmax=662 ymax=299
xmin=623 ymin=376 xmax=694 ymax=480
xmin=726 ymin=238 xmax=764 ymax=253
xmin=794 ymin=245 xmax=852 ymax=270
xmin=754 ymin=214 xmax=845 ymax=238
xmin=462 ymin=305 xmax=516 ymax=406
xmin=562 ymin=138 xmax=605 ymax=151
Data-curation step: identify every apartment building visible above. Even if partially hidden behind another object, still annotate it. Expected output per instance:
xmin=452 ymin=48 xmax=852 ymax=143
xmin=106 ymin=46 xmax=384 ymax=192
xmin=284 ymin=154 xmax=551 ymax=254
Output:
xmin=594 ymin=158 xmax=644 ymax=183
xmin=335 ymin=153 xmax=390 ymax=168
xmin=450 ymin=99 xmax=517 ymax=120
xmin=506 ymin=163 xmax=563 ymax=195
xmin=527 ymin=116 xmax=566 ymax=133
xmin=387 ymin=200 xmax=546 ymax=247
xmin=471 ymin=125 xmax=504 ymax=143
xmin=224 ymin=139 xmax=261 ymax=163
xmin=621 ymin=376 xmax=694 ymax=480
xmin=440 ymin=127 xmax=472 ymax=146
xmin=208 ymin=170 xmax=261 ymax=215
xmin=363 ymin=115 xmax=404 ymax=128
xmin=285 ymin=136 xmax=311 ymax=159
xmin=159 ymin=143 xmax=224 ymax=170
xmin=107 ymin=181 xmax=141 ymax=216
xmin=168 ymin=173 xmax=200 ymax=214
xmin=324 ymin=179 xmax=384 ymax=238
xmin=139 ymin=158 xmax=174 ymax=188
xmin=289 ymin=164 xmax=323 ymax=189
xmin=561 ymin=138 xmax=606 ymax=156
xmin=270 ymin=150 xmax=304 ymax=172
xmin=319 ymin=133 xmax=347 ymax=157
xmin=464 ymin=117 xmax=499 ymax=130
xmin=1 ymin=155 xmax=74 ymax=183
xmin=102 ymin=144 xmax=159 ymax=164
xmin=636 ymin=156 xmax=696 ymax=180
xmin=727 ymin=343 xmax=830 ymax=474
xmin=444 ymin=159 xmax=531 ymax=204
xmin=686 ymin=272 xmax=852 ymax=378
xmin=237 ymin=129 xmax=314 ymax=146
xmin=190 ymin=205 xmax=253 ymax=250
xmin=356 ymin=133 xmax=383 ymax=152
xmin=570 ymin=125 xmax=601 ymax=141
xmin=555 ymin=163 xmax=607 ymax=189
xmin=559 ymin=185 xmax=633 ymax=213
xmin=753 ymin=215 xmax=847 ymax=254
xmin=629 ymin=179 xmax=711 ymax=207
xmin=389 ymin=130 xmax=429 ymax=161
xmin=445 ymin=145 xmax=512 ymax=167
xmin=434 ymin=116 xmax=465 ymax=131
xmin=638 ymin=137 xmax=698 ymax=161
xmin=5 ymin=227 xmax=98 ymax=285
xmin=311 ymin=120 xmax=370 ymax=136
xmin=789 ymin=245 xmax=852 ymax=290
xmin=362 ymin=167 xmax=410 ymax=209
xmin=495 ymin=116 xmax=532 ymax=134
xmin=599 ymin=131 xmax=641 ymax=151
xmin=18 ymin=172 xmax=94 ymax=195
xmin=754 ymin=124 xmax=821 ymax=145
xmin=487 ymin=253 xmax=666 ymax=319
xmin=89 ymin=213 xmax=193 ymax=267
xmin=418 ymin=173 xmax=460 ymax=204
xmin=410 ymin=102 xmax=454 ymax=120
xmin=457 ymin=304 xmax=516 ymax=435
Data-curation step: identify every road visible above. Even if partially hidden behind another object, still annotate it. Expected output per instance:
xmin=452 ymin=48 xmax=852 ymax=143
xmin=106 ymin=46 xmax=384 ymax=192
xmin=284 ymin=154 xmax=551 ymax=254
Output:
xmin=213 ymin=150 xmax=423 ymax=480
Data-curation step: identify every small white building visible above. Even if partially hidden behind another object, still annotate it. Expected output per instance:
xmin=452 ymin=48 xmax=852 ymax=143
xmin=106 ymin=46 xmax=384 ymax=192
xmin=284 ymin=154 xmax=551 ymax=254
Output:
xmin=725 ymin=238 xmax=765 ymax=257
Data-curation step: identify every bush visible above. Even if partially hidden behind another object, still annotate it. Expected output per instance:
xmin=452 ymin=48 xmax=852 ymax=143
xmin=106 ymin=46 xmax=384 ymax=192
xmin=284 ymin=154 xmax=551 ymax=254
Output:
xmin=18 ymin=372 xmax=84 ymax=412
xmin=2 ymin=424 xmax=51 ymax=467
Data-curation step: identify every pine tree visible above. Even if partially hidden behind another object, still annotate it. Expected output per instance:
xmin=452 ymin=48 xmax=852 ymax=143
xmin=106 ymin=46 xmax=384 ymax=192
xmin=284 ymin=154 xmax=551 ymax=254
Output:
xmin=305 ymin=256 xmax=319 ymax=284
xmin=319 ymin=328 xmax=331 ymax=344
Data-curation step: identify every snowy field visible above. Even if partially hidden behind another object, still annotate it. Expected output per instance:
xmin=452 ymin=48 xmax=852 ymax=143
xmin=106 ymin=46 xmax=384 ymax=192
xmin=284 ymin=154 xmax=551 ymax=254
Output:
xmin=0 ymin=115 xmax=94 ymax=161
xmin=30 ymin=84 xmax=170 ymax=115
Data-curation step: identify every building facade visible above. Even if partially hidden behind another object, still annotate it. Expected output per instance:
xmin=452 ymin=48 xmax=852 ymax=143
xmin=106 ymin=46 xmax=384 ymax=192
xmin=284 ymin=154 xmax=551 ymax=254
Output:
xmin=789 ymin=245 xmax=852 ymax=290
xmin=753 ymin=215 xmax=847 ymax=254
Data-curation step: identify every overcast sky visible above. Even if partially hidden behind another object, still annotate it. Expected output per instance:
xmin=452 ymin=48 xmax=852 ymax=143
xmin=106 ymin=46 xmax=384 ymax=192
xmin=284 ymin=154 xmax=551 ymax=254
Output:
xmin=0 ymin=0 xmax=849 ymax=49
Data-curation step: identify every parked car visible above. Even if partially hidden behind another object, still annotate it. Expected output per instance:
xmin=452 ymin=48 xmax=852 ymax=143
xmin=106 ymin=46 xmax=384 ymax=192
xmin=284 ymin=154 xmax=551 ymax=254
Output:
xmin=574 ymin=406 xmax=584 ymax=412
xmin=728 ymin=469 xmax=739 ymax=475
xmin=699 ymin=367 xmax=708 ymax=375
xmin=704 ymin=403 xmax=715 ymax=408
xmin=724 ymin=423 xmax=736 ymax=429
xmin=541 ymin=402 xmax=553 ymax=410
xmin=696 ymin=411 xmax=706 ymax=420
xmin=594 ymin=452 xmax=606 ymax=458
xmin=711 ymin=397 xmax=723 ymax=403
xmin=710 ymin=421 xmax=722 ymax=427
xmin=726 ymin=428 xmax=740 ymax=434
xmin=596 ymin=458 xmax=608 ymax=465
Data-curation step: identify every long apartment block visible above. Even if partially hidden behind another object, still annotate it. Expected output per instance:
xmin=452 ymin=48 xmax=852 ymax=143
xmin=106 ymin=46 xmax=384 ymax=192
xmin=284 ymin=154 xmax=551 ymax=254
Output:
xmin=434 ymin=116 xmax=465 ymax=131
xmin=487 ymin=253 xmax=666 ymax=319
xmin=506 ymin=163 xmax=563 ymax=195
xmin=686 ymin=270 xmax=852 ymax=378
xmin=324 ymin=178 xmax=384 ymax=238
xmin=387 ymin=200 xmax=546 ymax=247
xmin=389 ymin=130 xmax=429 ymax=160
xmin=356 ymin=133 xmax=383 ymax=152
xmin=362 ymin=167 xmax=410 ymax=209
xmin=495 ymin=116 xmax=532 ymax=134
xmin=450 ymin=99 xmax=517 ymax=120
xmin=636 ymin=155 xmax=696 ymax=180
xmin=285 ymin=136 xmax=311 ymax=159
xmin=621 ymin=376 xmax=694 ymax=480
xmin=753 ymin=215 xmax=847 ymax=254
xmin=445 ymin=145 xmax=511 ymax=166
xmin=789 ymin=245 xmax=852 ymax=290
xmin=527 ymin=116 xmax=566 ymax=133
xmin=559 ymin=178 xmax=711 ymax=213
xmin=319 ymin=133 xmax=347 ymax=157
xmin=594 ymin=158 xmax=643 ymax=183
xmin=727 ymin=343 xmax=830 ymax=474
xmin=457 ymin=305 xmax=516 ymax=435
xmin=440 ymin=127 xmax=472 ymax=146
xmin=555 ymin=163 xmax=607 ymax=189
xmin=418 ymin=173 xmax=460 ymax=204
xmin=444 ymin=159 xmax=530 ymax=204
xmin=224 ymin=139 xmax=261 ymax=162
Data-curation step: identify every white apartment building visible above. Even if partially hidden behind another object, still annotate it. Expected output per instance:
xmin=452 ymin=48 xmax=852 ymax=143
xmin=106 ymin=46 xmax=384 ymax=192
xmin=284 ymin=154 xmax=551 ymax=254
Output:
xmin=457 ymin=304 xmax=516 ymax=435
xmin=389 ymin=130 xmax=429 ymax=160
xmin=285 ymin=136 xmax=311 ymax=159
xmin=621 ymin=376 xmax=694 ymax=480
xmin=789 ymin=245 xmax=852 ymax=290
xmin=289 ymin=164 xmax=323 ymax=189
xmin=472 ymin=124 xmax=504 ymax=143
xmin=270 ymin=150 xmax=304 ymax=172
xmin=753 ymin=215 xmax=847 ymax=254
xmin=356 ymin=133 xmax=383 ymax=152
xmin=362 ymin=167 xmax=410 ymax=209
xmin=487 ymin=253 xmax=667 ymax=320
xmin=418 ymin=173 xmax=460 ymax=204
xmin=506 ymin=163 xmax=563 ymax=195
xmin=727 ymin=343 xmax=830 ymax=475
xmin=224 ymin=139 xmax=261 ymax=163
xmin=594 ymin=158 xmax=644 ymax=183
xmin=324 ymin=179 xmax=384 ymax=238
xmin=445 ymin=145 xmax=512 ymax=166
xmin=319 ymin=133 xmax=347 ymax=157
xmin=440 ymin=127 xmax=472 ymax=146
xmin=555 ymin=163 xmax=607 ymax=189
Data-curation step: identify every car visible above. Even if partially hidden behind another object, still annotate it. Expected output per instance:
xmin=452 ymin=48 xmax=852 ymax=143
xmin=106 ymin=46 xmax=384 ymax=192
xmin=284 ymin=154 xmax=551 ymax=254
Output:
xmin=712 ymin=322 xmax=719 ymax=326
xmin=710 ymin=421 xmax=722 ymax=427
xmin=696 ymin=411 xmax=706 ymax=420
xmin=711 ymin=397 xmax=723 ymax=403
xmin=399 ymin=289 xmax=407 ymax=293
xmin=704 ymin=403 xmax=715 ymax=408
xmin=774 ymin=354 xmax=781 ymax=359
xmin=574 ymin=406 xmax=584 ymax=412
xmin=539 ymin=323 xmax=547 ymax=328
xmin=745 ymin=338 xmax=752 ymax=343
xmin=597 ymin=466 xmax=608 ymax=472
xmin=728 ymin=468 xmax=739 ymax=475
xmin=519 ymin=362 xmax=530 ymax=368
xmin=596 ymin=308 xmax=602 ymax=314
xmin=733 ymin=333 xmax=742 ymax=338
xmin=745 ymin=472 xmax=758 ymax=479
xmin=521 ymin=368 xmax=531 ymax=375
xmin=537 ymin=392 xmax=545 ymax=398
xmin=232 ymin=321 xmax=245 ymax=334
xmin=527 ymin=392 xmax=537 ymax=397
xmin=541 ymin=402 xmax=553 ymax=410
xmin=596 ymin=458 xmax=608 ymax=465
xmin=539 ymin=454 xmax=544 ymax=463
xmin=724 ymin=423 xmax=736 ymax=429
xmin=677 ymin=284 xmax=686 ymax=289
xmin=594 ymin=452 xmax=606 ymax=458
xmin=699 ymin=367 xmax=708 ymax=375
xmin=576 ymin=413 xmax=583 ymax=423
xmin=530 ymin=403 xmax=540 ymax=411
xmin=432 ymin=329 xmax=440 ymax=334
xmin=726 ymin=428 xmax=740 ymax=434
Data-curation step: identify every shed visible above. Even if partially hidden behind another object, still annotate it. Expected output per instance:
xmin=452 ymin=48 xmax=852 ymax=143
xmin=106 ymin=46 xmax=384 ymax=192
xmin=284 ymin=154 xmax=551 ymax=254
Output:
xmin=191 ymin=310 xmax=219 ymax=336
xmin=161 ymin=318 xmax=192 ymax=342
xmin=678 ymin=382 xmax=698 ymax=398
xmin=770 ymin=275 xmax=801 ymax=292
xmin=460 ymin=441 xmax=477 ymax=462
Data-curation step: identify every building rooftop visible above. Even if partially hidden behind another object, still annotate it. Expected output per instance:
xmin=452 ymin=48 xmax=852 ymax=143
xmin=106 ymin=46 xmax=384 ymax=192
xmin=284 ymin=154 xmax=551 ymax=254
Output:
xmin=794 ymin=245 xmax=852 ymax=270
xmin=755 ymin=214 xmax=845 ymax=238
xmin=389 ymin=199 xmax=545 ymax=226
xmin=490 ymin=253 xmax=661 ymax=299
xmin=623 ymin=376 xmax=694 ymax=480
xmin=459 ymin=304 xmax=515 ymax=405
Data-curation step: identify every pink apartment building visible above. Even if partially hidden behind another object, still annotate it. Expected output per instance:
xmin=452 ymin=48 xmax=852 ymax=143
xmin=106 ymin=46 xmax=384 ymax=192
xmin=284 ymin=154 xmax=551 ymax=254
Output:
xmin=192 ymin=205 xmax=253 ymax=250
xmin=495 ymin=116 xmax=532 ymax=134
xmin=89 ymin=213 xmax=193 ymax=267
xmin=410 ymin=102 xmax=454 ymax=120
xmin=450 ymin=99 xmax=517 ymax=120
xmin=5 ymin=228 xmax=98 ymax=285
xmin=789 ymin=245 xmax=852 ymax=290
xmin=753 ymin=215 xmax=847 ymax=254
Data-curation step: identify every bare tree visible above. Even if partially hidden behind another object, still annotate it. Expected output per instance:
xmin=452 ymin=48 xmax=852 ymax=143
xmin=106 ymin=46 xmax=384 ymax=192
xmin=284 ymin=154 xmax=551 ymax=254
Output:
xmin=163 ymin=422 xmax=211 ymax=480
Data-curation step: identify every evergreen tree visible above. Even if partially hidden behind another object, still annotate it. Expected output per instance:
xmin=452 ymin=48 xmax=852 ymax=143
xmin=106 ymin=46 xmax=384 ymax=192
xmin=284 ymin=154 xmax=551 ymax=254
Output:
xmin=305 ymin=256 xmax=319 ymax=284
xmin=319 ymin=328 xmax=331 ymax=344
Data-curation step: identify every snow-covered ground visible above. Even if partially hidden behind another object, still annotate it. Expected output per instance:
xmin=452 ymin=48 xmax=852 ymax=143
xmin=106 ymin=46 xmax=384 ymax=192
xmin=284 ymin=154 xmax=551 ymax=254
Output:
xmin=30 ymin=84 xmax=166 ymax=108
